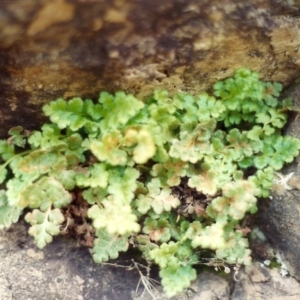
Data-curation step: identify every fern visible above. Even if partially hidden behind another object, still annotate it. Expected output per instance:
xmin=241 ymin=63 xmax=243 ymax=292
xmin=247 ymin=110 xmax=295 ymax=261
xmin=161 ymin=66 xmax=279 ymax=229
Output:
xmin=0 ymin=68 xmax=299 ymax=297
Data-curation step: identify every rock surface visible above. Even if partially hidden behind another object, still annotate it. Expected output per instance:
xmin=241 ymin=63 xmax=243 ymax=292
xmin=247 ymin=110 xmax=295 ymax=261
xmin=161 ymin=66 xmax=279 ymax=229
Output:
xmin=2 ymin=0 xmax=300 ymax=299
xmin=0 ymin=222 xmax=146 ymax=300
xmin=257 ymin=81 xmax=300 ymax=282
xmin=1 ymin=221 xmax=300 ymax=300
xmin=1 ymin=0 xmax=300 ymax=135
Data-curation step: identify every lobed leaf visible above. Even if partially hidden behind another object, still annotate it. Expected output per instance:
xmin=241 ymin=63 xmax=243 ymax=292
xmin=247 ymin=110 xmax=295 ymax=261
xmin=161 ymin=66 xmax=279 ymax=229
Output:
xmin=28 ymin=124 xmax=63 ymax=149
xmin=18 ymin=176 xmax=72 ymax=209
xmin=54 ymin=170 xmax=77 ymax=190
xmin=0 ymin=69 xmax=297 ymax=299
xmin=43 ymin=97 xmax=88 ymax=131
xmin=192 ymin=222 xmax=226 ymax=250
xmin=135 ymin=234 xmax=159 ymax=261
xmin=82 ymin=187 xmax=108 ymax=205
xmin=25 ymin=207 xmax=65 ymax=249
xmin=160 ymin=265 xmax=197 ymax=298
xmin=16 ymin=149 xmax=67 ymax=178
xmin=89 ymin=131 xmax=128 ymax=166
xmin=99 ymin=91 xmax=144 ymax=132
xmin=142 ymin=217 xmax=171 ymax=242
xmin=88 ymin=197 xmax=140 ymax=235
xmin=107 ymin=167 xmax=140 ymax=204
xmin=169 ymin=121 xmax=215 ymax=163
xmin=8 ymin=126 xmax=26 ymax=147
xmin=188 ymin=169 xmax=219 ymax=196
xmin=123 ymin=127 xmax=156 ymax=164
xmin=137 ymin=178 xmax=180 ymax=214
xmin=0 ymin=167 xmax=8 ymax=184
xmin=151 ymin=159 xmax=190 ymax=187
xmin=216 ymin=230 xmax=252 ymax=265
xmin=206 ymin=180 xmax=257 ymax=221
xmin=0 ymin=140 xmax=15 ymax=162
xmin=76 ymin=163 xmax=109 ymax=189
xmin=195 ymin=93 xmax=225 ymax=121
xmin=91 ymin=229 xmax=129 ymax=263
xmin=0 ymin=190 xmax=23 ymax=229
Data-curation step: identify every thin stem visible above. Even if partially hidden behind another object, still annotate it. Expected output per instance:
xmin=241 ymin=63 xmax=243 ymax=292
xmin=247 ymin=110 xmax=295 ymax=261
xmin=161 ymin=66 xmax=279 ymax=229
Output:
xmin=0 ymin=149 xmax=33 ymax=169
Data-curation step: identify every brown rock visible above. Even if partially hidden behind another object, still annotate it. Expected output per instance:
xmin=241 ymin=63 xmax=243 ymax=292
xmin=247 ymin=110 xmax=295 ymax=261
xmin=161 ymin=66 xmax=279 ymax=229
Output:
xmin=2 ymin=0 xmax=300 ymax=299
xmin=231 ymin=263 xmax=300 ymax=300
xmin=1 ymin=0 xmax=300 ymax=136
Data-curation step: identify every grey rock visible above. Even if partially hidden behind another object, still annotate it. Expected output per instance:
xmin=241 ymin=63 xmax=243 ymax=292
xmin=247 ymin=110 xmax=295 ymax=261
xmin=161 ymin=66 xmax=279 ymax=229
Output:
xmin=1 ymin=0 xmax=300 ymax=135
xmin=257 ymin=81 xmax=300 ymax=281
xmin=0 ymin=222 xmax=142 ymax=300
xmin=231 ymin=263 xmax=300 ymax=300
xmin=2 ymin=222 xmax=300 ymax=300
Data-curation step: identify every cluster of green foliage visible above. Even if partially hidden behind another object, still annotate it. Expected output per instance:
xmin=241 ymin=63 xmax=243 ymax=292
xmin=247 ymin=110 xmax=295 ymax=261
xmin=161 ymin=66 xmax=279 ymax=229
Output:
xmin=0 ymin=69 xmax=299 ymax=297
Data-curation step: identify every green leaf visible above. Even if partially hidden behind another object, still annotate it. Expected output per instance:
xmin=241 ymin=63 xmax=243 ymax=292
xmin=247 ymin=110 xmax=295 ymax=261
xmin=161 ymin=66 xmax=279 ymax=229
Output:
xmin=160 ymin=265 xmax=197 ymax=298
xmin=172 ymin=93 xmax=198 ymax=125
xmin=149 ymin=240 xmax=197 ymax=297
xmin=76 ymin=163 xmax=109 ymax=189
xmin=238 ymin=157 xmax=253 ymax=169
xmin=88 ymin=197 xmax=140 ymax=235
xmin=91 ymin=229 xmax=129 ymax=263
xmin=107 ymin=167 xmax=139 ymax=203
xmin=221 ymin=111 xmax=243 ymax=127
xmin=149 ymin=241 xmax=179 ymax=269
xmin=25 ymin=207 xmax=65 ymax=249
xmin=123 ymin=127 xmax=156 ymax=164
xmin=0 ymin=70 xmax=297 ymax=299
xmin=188 ymin=168 xmax=219 ymax=196
xmin=43 ymin=97 xmax=88 ymax=131
xmin=19 ymin=176 xmax=72 ymax=209
xmin=28 ymin=124 xmax=63 ymax=148
xmin=216 ymin=231 xmax=252 ymax=265
xmin=195 ymin=93 xmax=225 ymax=121
xmin=206 ymin=180 xmax=257 ymax=221
xmin=253 ymin=154 xmax=270 ymax=169
xmin=169 ymin=121 xmax=215 ymax=163
xmin=99 ymin=91 xmax=144 ymax=132
xmin=137 ymin=178 xmax=180 ymax=214
xmin=152 ymin=89 xmax=182 ymax=113
xmin=226 ymin=128 xmax=257 ymax=160
xmin=135 ymin=234 xmax=159 ymax=261
xmin=83 ymin=99 xmax=102 ymax=121
xmin=82 ymin=187 xmax=108 ymax=205
xmin=8 ymin=126 xmax=26 ymax=147
xmin=192 ymin=222 xmax=227 ymax=249
xmin=0 ymin=167 xmax=8 ymax=184
xmin=89 ymin=131 xmax=128 ymax=166
xmin=274 ymin=135 xmax=300 ymax=163
xmin=181 ymin=221 xmax=203 ymax=240
xmin=147 ymin=103 xmax=180 ymax=143
xmin=263 ymin=82 xmax=281 ymax=107
xmin=249 ymin=167 xmax=275 ymax=197
xmin=0 ymin=190 xmax=23 ymax=229
xmin=16 ymin=149 xmax=67 ymax=178
xmin=0 ymin=140 xmax=15 ymax=161
xmin=256 ymin=108 xmax=287 ymax=129
xmin=142 ymin=217 xmax=171 ymax=242
xmin=65 ymin=133 xmax=83 ymax=150
xmin=151 ymin=159 xmax=190 ymax=186
xmin=54 ymin=170 xmax=76 ymax=190
xmin=247 ymin=126 xmax=262 ymax=140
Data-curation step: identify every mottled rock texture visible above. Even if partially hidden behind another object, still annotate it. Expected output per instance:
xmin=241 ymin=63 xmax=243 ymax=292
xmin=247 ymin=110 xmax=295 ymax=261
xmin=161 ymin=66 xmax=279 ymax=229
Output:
xmin=1 ymin=0 xmax=300 ymax=136
xmin=1 ymin=222 xmax=300 ymax=300
xmin=2 ymin=0 xmax=300 ymax=299
xmin=257 ymin=82 xmax=300 ymax=282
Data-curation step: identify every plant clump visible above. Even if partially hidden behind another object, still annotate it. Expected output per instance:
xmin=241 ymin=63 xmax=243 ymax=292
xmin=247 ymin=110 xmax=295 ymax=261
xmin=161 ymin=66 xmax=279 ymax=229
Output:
xmin=0 ymin=69 xmax=299 ymax=297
